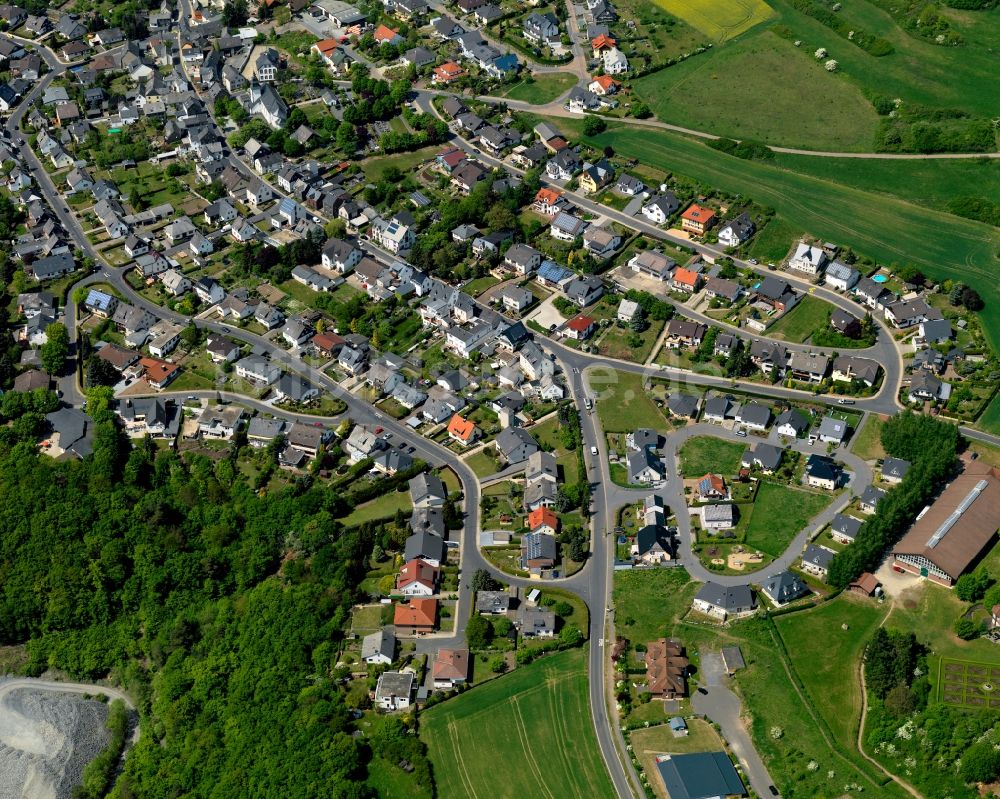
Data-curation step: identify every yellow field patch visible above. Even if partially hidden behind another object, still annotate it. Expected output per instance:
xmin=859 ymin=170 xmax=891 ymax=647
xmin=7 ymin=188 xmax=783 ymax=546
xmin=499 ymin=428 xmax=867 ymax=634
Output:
xmin=651 ymin=0 xmax=775 ymax=41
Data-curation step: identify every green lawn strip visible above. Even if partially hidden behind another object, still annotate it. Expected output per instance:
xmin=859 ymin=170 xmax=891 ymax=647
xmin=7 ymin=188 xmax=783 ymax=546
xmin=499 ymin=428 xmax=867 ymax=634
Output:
xmin=774 ymin=594 xmax=888 ymax=747
xmin=850 ymin=415 xmax=886 ymax=460
xmin=466 ymin=448 xmax=501 ymax=479
xmin=765 ymin=295 xmax=831 ymax=343
xmin=558 ymin=120 xmax=1000 ymax=349
xmin=975 ymin=393 xmax=1000 ymax=437
xmin=363 ymin=146 xmax=441 ymax=181
xmin=677 ymin=435 xmax=746 ymax=477
xmin=501 ymin=72 xmax=578 ymax=104
xmin=463 ymin=275 xmax=501 ymax=297
xmin=421 ymin=649 xmax=615 ymax=798
xmin=587 ymin=368 xmax=668 ymax=432
xmin=340 ymin=490 xmax=412 ymax=526
xmin=744 ymin=483 xmax=832 ymax=557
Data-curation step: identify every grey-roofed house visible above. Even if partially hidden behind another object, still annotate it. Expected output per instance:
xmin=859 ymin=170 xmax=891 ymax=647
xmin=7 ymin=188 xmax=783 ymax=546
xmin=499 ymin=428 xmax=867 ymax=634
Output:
xmin=496 ymin=427 xmax=538 ymax=465
xmin=692 ymin=582 xmax=756 ymax=620
xmin=273 ymin=373 xmax=320 ymax=403
xmin=805 ymin=453 xmax=840 ymax=490
xmin=817 ymin=415 xmax=848 ymax=444
xmin=667 ymin=393 xmax=699 ymax=419
xmin=774 ymin=408 xmax=809 ymax=438
xmin=655 ymin=751 xmax=746 ymax=799
xmin=735 ymin=401 xmax=770 ymax=431
xmin=741 ymin=442 xmax=783 ymax=474
xmin=44 ymin=407 xmax=93 ymax=459
xmin=761 ymin=570 xmax=809 ymax=605
xmin=859 ymin=484 xmax=886 ymax=514
xmin=627 ymin=449 xmax=665 ymax=484
xmin=476 ymin=590 xmax=511 ymax=615
xmin=881 ymin=457 xmax=911 ymax=484
xmin=801 ymin=544 xmax=835 ymax=577
xmin=831 ymin=513 xmax=863 ymax=544
xmin=702 ymin=396 xmax=733 ymax=423
xmin=404 ymin=531 xmax=446 ymax=566
xmin=700 ymin=503 xmax=735 ymax=530
xmin=410 ymin=473 xmax=447 ymax=508
xmin=521 ymin=532 xmax=558 ymax=571
xmin=361 ymin=629 xmax=396 ymax=665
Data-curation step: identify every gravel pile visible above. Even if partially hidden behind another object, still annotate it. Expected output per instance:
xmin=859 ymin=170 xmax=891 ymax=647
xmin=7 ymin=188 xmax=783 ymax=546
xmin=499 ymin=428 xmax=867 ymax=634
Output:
xmin=0 ymin=688 xmax=110 ymax=799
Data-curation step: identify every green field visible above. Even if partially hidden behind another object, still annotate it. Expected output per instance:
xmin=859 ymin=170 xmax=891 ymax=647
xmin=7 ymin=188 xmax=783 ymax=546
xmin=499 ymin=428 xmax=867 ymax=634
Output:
xmin=561 ymin=120 xmax=1000 ymax=348
xmin=775 ymin=594 xmax=888 ymax=747
xmin=501 ymin=72 xmax=578 ymax=104
xmin=976 ymin=393 xmax=1000 ymax=436
xmin=766 ymin=295 xmax=831 ymax=343
xmin=652 ymin=0 xmax=775 ymax=40
xmin=634 ymin=32 xmax=878 ymax=151
xmin=744 ymin=483 xmax=832 ymax=557
xmin=612 ymin=568 xmax=695 ymax=644
xmin=363 ymin=145 xmax=440 ymax=181
xmin=587 ymin=368 xmax=668 ymax=432
xmin=850 ymin=415 xmax=886 ymax=460
xmin=421 ymin=649 xmax=615 ymax=798
xmin=678 ymin=435 xmax=745 ymax=477
xmin=341 ymin=491 xmax=412 ymax=526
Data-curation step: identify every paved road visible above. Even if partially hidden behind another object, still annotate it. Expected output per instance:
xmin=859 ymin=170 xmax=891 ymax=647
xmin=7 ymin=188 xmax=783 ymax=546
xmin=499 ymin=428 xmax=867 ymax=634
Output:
xmin=692 ymin=653 xmax=777 ymax=797
xmin=657 ymin=421 xmax=871 ymax=587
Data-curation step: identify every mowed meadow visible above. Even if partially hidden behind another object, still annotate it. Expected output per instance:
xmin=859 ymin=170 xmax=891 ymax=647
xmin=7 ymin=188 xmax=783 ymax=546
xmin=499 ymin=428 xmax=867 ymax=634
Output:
xmin=420 ymin=649 xmax=614 ymax=799
xmin=632 ymin=0 xmax=1000 ymax=151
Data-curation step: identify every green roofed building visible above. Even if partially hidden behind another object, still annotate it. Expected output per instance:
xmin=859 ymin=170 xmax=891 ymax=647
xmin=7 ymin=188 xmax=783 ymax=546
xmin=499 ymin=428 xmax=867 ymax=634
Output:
xmin=655 ymin=751 xmax=746 ymax=799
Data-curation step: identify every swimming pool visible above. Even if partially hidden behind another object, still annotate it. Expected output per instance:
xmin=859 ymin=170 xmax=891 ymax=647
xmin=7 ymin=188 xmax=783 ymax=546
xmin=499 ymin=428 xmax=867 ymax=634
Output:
xmin=872 ymin=274 xmax=888 ymax=283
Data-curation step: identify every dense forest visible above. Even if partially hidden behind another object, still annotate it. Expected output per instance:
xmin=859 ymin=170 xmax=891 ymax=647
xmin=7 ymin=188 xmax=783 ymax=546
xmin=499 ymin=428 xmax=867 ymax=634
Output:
xmin=0 ymin=387 xmax=396 ymax=798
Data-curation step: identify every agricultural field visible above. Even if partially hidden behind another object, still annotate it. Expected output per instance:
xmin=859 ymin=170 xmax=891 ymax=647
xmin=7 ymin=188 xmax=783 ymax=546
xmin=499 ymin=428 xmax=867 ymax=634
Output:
xmin=678 ymin=436 xmax=745 ymax=477
xmin=560 ymin=119 xmax=1000 ymax=348
xmin=765 ymin=295 xmax=832 ymax=343
xmin=743 ymin=483 xmax=832 ymax=557
xmin=421 ymin=649 xmax=615 ymax=798
xmin=500 ymin=73 xmax=578 ymax=104
xmin=651 ymin=0 xmax=775 ymax=40
xmin=634 ymin=32 xmax=878 ymax=151
xmin=587 ymin=368 xmax=668 ymax=432
xmin=775 ymin=594 xmax=888 ymax=747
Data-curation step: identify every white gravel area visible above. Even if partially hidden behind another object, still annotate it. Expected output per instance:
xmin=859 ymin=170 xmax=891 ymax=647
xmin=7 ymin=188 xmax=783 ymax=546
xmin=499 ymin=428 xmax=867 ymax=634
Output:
xmin=0 ymin=688 xmax=110 ymax=799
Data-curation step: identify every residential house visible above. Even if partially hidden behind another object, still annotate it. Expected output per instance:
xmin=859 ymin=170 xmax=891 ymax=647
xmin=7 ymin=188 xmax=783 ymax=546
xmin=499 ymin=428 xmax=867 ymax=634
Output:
xmin=628 ymin=449 xmax=664 ymax=484
xmin=753 ymin=277 xmax=798 ymax=314
xmin=629 ymin=249 xmax=674 ymax=282
xmin=528 ymin=507 xmax=559 ymax=537
xmin=644 ymin=638 xmax=688 ymax=698
xmin=692 ymin=582 xmax=756 ymax=620
xmin=564 ymin=314 xmax=596 ymax=341
xmin=521 ymin=532 xmax=557 ymax=571
xmin=859 ymin=484 xmax=886 ymax=515
xmin=825 ymin=260 xmax=859 ymax=291
xmin=885 ymin=298 xmax=941 ymax=329
xmin=801 ymin=544 xmax=835 ymax=578
xmin=396 ymin=559 xmax=439 ymax=596
xmin=787 ymin=351 xmax=829 ymax=383
xmin=761 ymin=571 xmax=809 ymax=606
xmin=432 ymin=648 xmax=470 ymax=689
xmin=671 ymin=267 xmax=701 ymax=294
xmin=749 ymin=339 xmax=787 ymax=375
xmin=701 ymin=503 xmax=735 ymax=531
xmin=775 ymin=408 xmax=809 ymax=438
xmin=446 ymin=413 xmax=478 ymax=446
xmin=374 ymin=671 xmax=414 ymax=710
xmin=741 ymin=442 xmax=783 ymax=474
xmin=642 ymin=193 xmax=679 ymax=225
xmin=805 ymin=453 xmax=840 ymax=490
xmin=788 ymin=240 xmax=828 ymax=275
xmin=704 ymin=277 xmax=740 ymax=304
xmin=563 ymin=274 xmax=603 ymax=306
xmin=235 ymin=354 xmax=281 ymax=384
xmin=664 ymin=319 xmax=706 ymax=349
xmin=579 ymin=159 xmax=615 ymax=194
xmin=908 ymin=371 xmax=950 ymax=404
xmin=831 ymin=513 xmax=863 ymax=544
xmin=736 ymin=401 xmax=771 ymax=431
xmin=582 ymin=226 xmax=621 ymax=258
xmin=361 ymin=629 xmax=396 ymax=665
xmin=680 ymin=204 xmax=716 ymax=236
xmin=881 ymin=457 xmax=911 ymax=484
xmin=632 ymin=525 xmax=675 ymax=564
xmin=496 ymin=427 xmax=538 ymax=465
xmin=832 ymin=355 xmax=880 ymax=387
xmin=716 ymin=213 xmax=755 ymax=247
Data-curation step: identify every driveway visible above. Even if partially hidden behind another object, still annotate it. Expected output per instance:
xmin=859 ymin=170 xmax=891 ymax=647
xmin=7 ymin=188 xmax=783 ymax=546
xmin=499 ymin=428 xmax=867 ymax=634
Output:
xmin=692 ymin=652 xmax=778 ymax=797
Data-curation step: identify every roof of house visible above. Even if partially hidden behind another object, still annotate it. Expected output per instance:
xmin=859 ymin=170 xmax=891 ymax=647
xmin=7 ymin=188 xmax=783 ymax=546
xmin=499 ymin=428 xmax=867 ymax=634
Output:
xmin=405 ymin=530 xmax=446 ymax=562
xmin=806 ymin=453 xmax=839 ymax=482
xmin=528 ymin=507 xmax=559 ymax=532
xmin=883 ymin=456 xmax=911 ymax=480
xmin=680 ymin=203 xmax=716 ymax=224
xmin=672 ymin=267 xmax=699 ymax=287
xmin=433 ymin=648 xmax=470 ymax=680
xmin=818 ymin=415 xmax=847 ymax=441
xmin=397 ymin=558 xmax=439 ymax=590
xmin=694 ymin=582 xmax=754 ymax=611
xmin=393 ymin=598 xmax=437 ymax=627
xmin=361 ymin=628 xmax=395 ymax=661
xmin=522 ymin=531 xmax=557 ymax=562
xmin=775 ymin=408 xmax=808 ymax=434
xmin=635 ymin=524 xmax=673 ymax=557
xmin=447 ymin=413 xmax=477 ymax=442
xmin=762 ymin=570 xmax=809 ymax=604
xmin=566 ymin=314 xmax=595 ymax=333
xmin=832 ymin=513 xmax=863 ymax=540
xmin=802 ymin=544 xmax=835 ymax=570
xmin=860 ymin=484 xmax=887 ymax=507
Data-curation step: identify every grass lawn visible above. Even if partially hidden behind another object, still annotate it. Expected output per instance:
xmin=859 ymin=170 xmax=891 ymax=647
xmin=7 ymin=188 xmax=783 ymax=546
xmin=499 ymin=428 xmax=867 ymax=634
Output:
xmin=466 ymin=448 xmax=501 ymax=479
xmin=559 ymin=120 xmax=1000 ymax=349
xmin=612 ymin=568 xmax=696 ymax=644
xmin=633 ymin=31 xmax=876 ymax=151
xmin=597 ymin=320 xmax=664 ymax=364
xmin=363 ymin=145 xmax=441 ymax=181
xmin=975 ymin=393 xmax=1000 ymax=437
xmin=501 ymin=72 xmax=578 ymax=104
xmin=349 ymin=603 xmax=384 ymax=636
xmin=630 ymin=719 xmax=726 ymax=788
xmin=588 ymin=369 xmax=667 ymax=432
xmin=366 ymin=756 xmax=432 ymax=799
xmin=744 ymin=483 xmax=832 ymax=557
xmin=677 ymin=435 xmax=745 ymax=477
xmin=421 ymin=649 xmax=614 ymax=799
xmin=341 ymin=490 xmax=412 ymax=526
xmin=850 ymin=415 xmax=886 ymax=460
xmin=463 ymin=275 xmax=501 ymax=297
xmin=765 ymin=295 xmax=831 ymax=343
xmin=775 ymin=594 xmax=888 ymax=749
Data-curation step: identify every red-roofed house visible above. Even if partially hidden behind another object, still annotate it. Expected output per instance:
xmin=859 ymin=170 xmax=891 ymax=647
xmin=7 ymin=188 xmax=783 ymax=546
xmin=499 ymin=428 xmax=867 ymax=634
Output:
xmin=139 ymin=357 xmax=180 ymax=389
xmin=565 ymin=314 xmax=596 ymax=340
xmin=671 ymin=267 xmax=702 ymax=294
xmin=374 ymin=24 xmax=403 ymax=45
xmin=433 ymin=61 xmax=465 ymax=83
xmin=312 ymin=39 xmax=339 ymax=63
xmin=528 ymin=507 xmax=559 ymax=536
xmin=588 ymin=75 xmax=620 ymax=95
xmin=680 ymin=203 xmax=716 ymax=236
xmin=436 ymin=147 xmax=467 ymax=173
xmin=533 ymin=187 xmax=566 ymax=217
xmin=591 ymin=34 xmax=616 ymax=55
xmin=433 ymin=648 xmax=470 ymax=688
xmin=394 ymin=598 xmax=437 ymax=633
xmin=396 ymin=559 xmax=440 ymax=596
xmin=447 ymin=413 xmax=479 ymax=446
